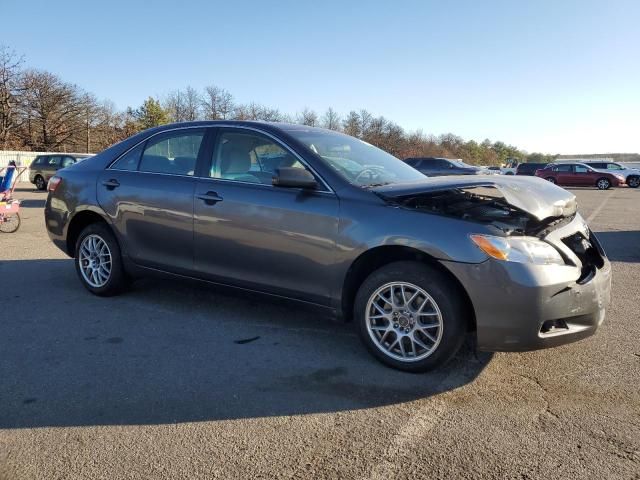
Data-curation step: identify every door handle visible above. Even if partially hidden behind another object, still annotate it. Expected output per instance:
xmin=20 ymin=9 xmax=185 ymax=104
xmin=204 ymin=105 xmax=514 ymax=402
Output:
xmin=102 ymin=179 xmax=120 ymax=189
xmin=196 ymin=191 xmax=223 ymax=205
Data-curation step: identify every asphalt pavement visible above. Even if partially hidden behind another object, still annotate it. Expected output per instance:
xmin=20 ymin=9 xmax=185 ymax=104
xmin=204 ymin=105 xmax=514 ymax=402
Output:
xmin=0 ymin=184 xmax=638 ymax=479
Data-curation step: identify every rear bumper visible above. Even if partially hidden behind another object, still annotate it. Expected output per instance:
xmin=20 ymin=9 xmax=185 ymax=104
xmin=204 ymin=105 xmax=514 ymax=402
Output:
xmin=442 ymin=251 xmax=611 ymax=352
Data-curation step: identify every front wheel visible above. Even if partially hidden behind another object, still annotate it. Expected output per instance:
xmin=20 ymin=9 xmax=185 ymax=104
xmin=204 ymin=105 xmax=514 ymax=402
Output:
xmin=354 ymin=261 xmax=466 ymax=372
xmin=596 ymin=178 xmax=611 ymax=190
xmin=627 ymin=176 xmax=639 ymax=188
xmin=75 ymin=223 xmax=128 ymax=296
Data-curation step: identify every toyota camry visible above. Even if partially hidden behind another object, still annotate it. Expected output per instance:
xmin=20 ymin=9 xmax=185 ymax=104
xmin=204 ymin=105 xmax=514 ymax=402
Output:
xmin=44 ymin=121 xmax=611 ymax=372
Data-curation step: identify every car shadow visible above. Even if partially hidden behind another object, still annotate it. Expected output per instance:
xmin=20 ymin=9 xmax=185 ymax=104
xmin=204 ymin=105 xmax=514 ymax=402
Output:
xmin=593 ymin=230 xmax=640 ymax=263
xmin=16 ymin=198 xmax=46 ymax=208
xmin=0 ymin=259 xmax=492 ymax=430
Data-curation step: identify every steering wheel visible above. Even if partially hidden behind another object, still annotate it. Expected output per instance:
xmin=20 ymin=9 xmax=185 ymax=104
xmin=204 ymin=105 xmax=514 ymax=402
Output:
xmin=354 ymin=166 xmax=385 ymax=184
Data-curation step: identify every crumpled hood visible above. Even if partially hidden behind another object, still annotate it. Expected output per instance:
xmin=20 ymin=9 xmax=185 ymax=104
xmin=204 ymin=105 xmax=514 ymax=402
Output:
xmin=372 ymin=175 xmax=577 ymax=221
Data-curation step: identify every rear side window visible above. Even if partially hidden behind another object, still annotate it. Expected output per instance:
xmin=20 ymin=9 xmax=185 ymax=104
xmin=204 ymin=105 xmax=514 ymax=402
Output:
xmin=61 ymin=156 xmax=75 ymax=168
xmin=112 ymin=143 xmax=144 ymax=171
xmin=405 ymin=159 xmax=421 ymax=168
xmin=420 ymin=159 xmax=445 ymax=168
xmin=31 ymin=156 xmax=44 ymax=166
xmin=553 ymin=165 xmax=572 ymax=172
xmin=46 ymin=156 xmax=61 ymax=166
xmin=589 ymin=163 xmax=605 ymax=169
xmin=139 ymin=130 xmax=205 ymax=176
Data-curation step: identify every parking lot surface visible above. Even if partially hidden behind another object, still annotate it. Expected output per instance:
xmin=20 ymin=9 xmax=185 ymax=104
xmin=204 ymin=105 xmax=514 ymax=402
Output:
xmin=1 ymin=184 xmax=639 ymax=479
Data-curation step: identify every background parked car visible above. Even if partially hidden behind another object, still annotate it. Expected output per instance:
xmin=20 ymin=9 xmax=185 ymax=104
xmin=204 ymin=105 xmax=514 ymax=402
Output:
xmin=404 ymin=157 xmax=494 ymax=176
xmin=29 ymin=154 xmax=90 ymax=190
xmin=516 ymin=162 xmax=547 ymax=176
xmin=583 ymin=161 xmax=640 ymax=188
xmin=535 ymin=162 xmax=624 ymax=190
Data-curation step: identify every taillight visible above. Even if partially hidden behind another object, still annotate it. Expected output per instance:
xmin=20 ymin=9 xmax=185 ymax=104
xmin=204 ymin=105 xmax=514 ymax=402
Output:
xmin=48 ymin=176 xmax=62 ymax=192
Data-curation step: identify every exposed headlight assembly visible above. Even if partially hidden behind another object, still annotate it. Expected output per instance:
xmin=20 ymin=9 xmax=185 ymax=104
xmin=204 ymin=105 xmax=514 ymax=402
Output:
xmin=470 ymin=234 xmax=565 ymax=265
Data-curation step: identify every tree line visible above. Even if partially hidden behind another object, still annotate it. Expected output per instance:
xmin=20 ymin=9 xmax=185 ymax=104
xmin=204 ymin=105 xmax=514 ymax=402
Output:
xmin=0 ymin=46 xmax=556 ymax=165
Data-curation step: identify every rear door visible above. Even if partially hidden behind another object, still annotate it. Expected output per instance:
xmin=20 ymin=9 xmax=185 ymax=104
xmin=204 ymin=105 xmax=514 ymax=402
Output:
xmin=553 ymin=164 xmax=574 ymax=185
xmin=193 ymin=126 xmax=339 ymax=304
xmin=97 ymin=127 xmax=207 ymax=274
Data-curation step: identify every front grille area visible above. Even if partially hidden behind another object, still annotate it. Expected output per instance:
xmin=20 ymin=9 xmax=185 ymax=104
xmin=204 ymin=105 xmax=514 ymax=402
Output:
xmin=562 ymin=230 xmax=605 ymax=284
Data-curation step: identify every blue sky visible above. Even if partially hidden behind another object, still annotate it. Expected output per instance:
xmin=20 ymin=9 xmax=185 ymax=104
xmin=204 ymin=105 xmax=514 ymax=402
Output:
xmin=3 ymin=0 xmax=639 ymax=154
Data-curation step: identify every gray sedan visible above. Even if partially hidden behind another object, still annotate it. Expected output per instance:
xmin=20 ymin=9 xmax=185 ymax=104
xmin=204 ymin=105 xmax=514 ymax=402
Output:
xmin=44 ymin=121 xmax=611 ymax=372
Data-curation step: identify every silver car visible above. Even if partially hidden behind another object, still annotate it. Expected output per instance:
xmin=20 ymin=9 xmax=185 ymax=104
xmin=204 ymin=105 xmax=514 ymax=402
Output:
xmin=44 ymin=121 xmax=612 ymax=372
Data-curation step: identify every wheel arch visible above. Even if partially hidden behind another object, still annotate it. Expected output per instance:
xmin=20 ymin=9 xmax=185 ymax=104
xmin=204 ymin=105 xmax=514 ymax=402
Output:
xmin=340 ymin=245 xmax=476 ymax=331
xmin=66 ymin=209 xmax=112 ymax=257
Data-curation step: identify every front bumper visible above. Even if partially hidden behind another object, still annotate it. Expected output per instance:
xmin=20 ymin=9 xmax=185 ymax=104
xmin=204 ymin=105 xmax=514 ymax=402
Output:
xmin=442 ymin=217 xmax=612 ymax=351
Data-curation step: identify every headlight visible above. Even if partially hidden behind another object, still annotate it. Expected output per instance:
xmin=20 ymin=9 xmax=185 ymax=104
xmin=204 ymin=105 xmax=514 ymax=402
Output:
xmin=470 ymin=234 xmax=565 ymax=265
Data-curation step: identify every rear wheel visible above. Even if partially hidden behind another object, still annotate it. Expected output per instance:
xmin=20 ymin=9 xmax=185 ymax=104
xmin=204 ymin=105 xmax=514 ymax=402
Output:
xmin=35 ymin=175 xmax=46 ymax=191
xmin=74 ymin=223 xmax=128 ymax=296
xmin=545 ymin=177 xmax=556 ymax=184
xmin=354 ymin=261 xmax=466 ymax=372
xmin=596 ymin=178 xmax=611 ymax=190
xmin=0 ymin=213 xmax=20 ymax=233
xmin=627 ymin=176 xmax=639 ymax=188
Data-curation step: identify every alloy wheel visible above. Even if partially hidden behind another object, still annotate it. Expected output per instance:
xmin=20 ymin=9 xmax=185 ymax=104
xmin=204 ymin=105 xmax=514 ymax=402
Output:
xmin=78 ymin=234 xmax=112 ymax=288
xmin=597 ymin=179 xmax=610 ymax=190
xmin=365 ymin=282 xmax=443 ymax=362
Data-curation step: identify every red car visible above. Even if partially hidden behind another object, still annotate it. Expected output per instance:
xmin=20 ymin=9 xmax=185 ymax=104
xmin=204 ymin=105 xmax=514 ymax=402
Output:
xmin=535 ymin=163 xmax=625 ymax=190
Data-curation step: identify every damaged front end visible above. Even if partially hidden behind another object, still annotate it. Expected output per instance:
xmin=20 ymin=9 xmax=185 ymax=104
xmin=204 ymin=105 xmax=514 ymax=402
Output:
xmin=372 ymin=175 xmax=578 ymax=236
xmin=371 ymin=176 xmax=611 ymax=351
xmin=373 ymin=176 xmax=606 ymax=280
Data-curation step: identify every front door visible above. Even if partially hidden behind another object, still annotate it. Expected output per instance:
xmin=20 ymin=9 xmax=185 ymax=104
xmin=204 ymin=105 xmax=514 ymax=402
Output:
xmin=97 ymin=128 xmax=206 ymax=274
xmin=572 ymin=164 xmax=591 ymax=186
xmin=193 ymin=127 xmax=339 ymax=305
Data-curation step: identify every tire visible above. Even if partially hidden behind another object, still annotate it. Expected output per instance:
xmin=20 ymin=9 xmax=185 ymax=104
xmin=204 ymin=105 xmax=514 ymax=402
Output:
xmin=35 ymin=175 xmax=46 ymax=191
xmin=0 ymin=212 xmax=20 ymax=233
xmin=74 ymin=223 xmax=128 ymax=296
xmin=545 ymin=177 xmax=556 ymax=184
xmin=627 ymin=176 xmax=639 ymax=188
xmin=354 ymin=261 xmax=466 ymax=373
xmin=596 ymin=178 xmax=611 ymax=190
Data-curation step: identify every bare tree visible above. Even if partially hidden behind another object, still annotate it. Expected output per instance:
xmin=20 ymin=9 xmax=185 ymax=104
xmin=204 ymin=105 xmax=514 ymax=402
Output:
xmin=359 ymin=109 xmax=373 ymax=138
xmin=342 ymin=111 xmax=361 ymax=137
xmin=0 ymin=46 xmax=24 ymax=148
xmin=322 ymin=107 xmax=341 ymax=130
xmin=19 ymin=69 xmax=84 ymax=151
xmin=183 ymin=86 xmax=201 ymax=121
xmin=164 ymin=90 xmax=187 ymax=123
xmin=297 ymin=107 xmax=318 ymax=126
xmin=202 ymin=85 xmax=234 ymax=120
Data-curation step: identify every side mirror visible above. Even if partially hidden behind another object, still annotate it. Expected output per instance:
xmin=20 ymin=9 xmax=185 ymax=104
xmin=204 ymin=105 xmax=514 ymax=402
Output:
xmin=272 ymin=167 xmax=317 ymax=189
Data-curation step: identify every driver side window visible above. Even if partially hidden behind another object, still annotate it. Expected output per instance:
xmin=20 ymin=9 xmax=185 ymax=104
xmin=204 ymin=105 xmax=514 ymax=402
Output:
xmin=209 ymin=129 xmax=307 ymax=185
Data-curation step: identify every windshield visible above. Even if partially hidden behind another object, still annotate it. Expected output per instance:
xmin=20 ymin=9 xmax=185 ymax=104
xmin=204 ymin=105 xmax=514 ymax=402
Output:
xmin=285 ymin=128 xmax=426 ymax=187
